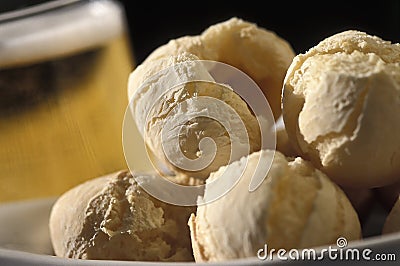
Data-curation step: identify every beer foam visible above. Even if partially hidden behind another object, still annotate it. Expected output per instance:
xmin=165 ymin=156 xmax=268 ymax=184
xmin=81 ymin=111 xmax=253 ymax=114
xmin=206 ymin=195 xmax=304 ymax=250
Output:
xmin=0 ymin=0 xmax=126 ymax=68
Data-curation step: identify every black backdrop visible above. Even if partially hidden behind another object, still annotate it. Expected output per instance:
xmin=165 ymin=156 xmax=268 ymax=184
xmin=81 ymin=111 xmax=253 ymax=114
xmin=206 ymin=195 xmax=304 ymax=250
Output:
xmin=117 ymin=0 xmax=400 ymax=65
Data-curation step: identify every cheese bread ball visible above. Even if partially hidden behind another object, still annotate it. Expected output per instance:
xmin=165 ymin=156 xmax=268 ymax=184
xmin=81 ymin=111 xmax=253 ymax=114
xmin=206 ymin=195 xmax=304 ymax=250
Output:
xmin=49 ymin=170 xmax=194 ymax=261
xmin=282 ymin=30 xmax=400 ymax=188
xmin=374 ymin=180 xmax=400 ymax=211
xmin=130 ymin=17 xmax=295 ymax=119
xmin=128 ymin=53 xmax=261 ymax=181
xmin=189 ymin=150 xmax=361 ymax=262
xmin=382 ymin=195 xmax=400 ymax=235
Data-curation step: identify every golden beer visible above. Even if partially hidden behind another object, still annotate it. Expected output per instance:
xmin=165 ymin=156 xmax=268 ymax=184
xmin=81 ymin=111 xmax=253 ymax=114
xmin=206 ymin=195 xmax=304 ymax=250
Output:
xmin=0 ymin=0 xmax=149 ymax=202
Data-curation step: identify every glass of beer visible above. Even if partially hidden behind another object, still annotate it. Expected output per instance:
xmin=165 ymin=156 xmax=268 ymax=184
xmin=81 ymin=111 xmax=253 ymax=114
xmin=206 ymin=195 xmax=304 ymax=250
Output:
xmin=0 ymin=0 xmax=147 ymax=202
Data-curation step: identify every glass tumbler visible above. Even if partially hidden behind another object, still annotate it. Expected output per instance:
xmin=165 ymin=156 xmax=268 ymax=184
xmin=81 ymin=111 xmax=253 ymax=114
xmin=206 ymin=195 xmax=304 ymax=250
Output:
xmin=0 ymin=0 xmax=147 ymax=202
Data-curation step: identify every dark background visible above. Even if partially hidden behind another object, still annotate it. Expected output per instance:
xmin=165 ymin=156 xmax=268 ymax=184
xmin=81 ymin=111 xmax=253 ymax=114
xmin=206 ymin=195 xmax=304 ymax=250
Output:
xmin=1 ymin=1 xmax=398 ymax=64
xmin=117 ymin=0 xmax=400 ymax=65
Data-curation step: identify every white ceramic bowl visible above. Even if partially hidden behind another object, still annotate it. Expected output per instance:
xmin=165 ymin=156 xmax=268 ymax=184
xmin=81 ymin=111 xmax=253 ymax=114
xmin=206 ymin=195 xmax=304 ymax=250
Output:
xmin=0 ymin=198 xmax=399 ymax=266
